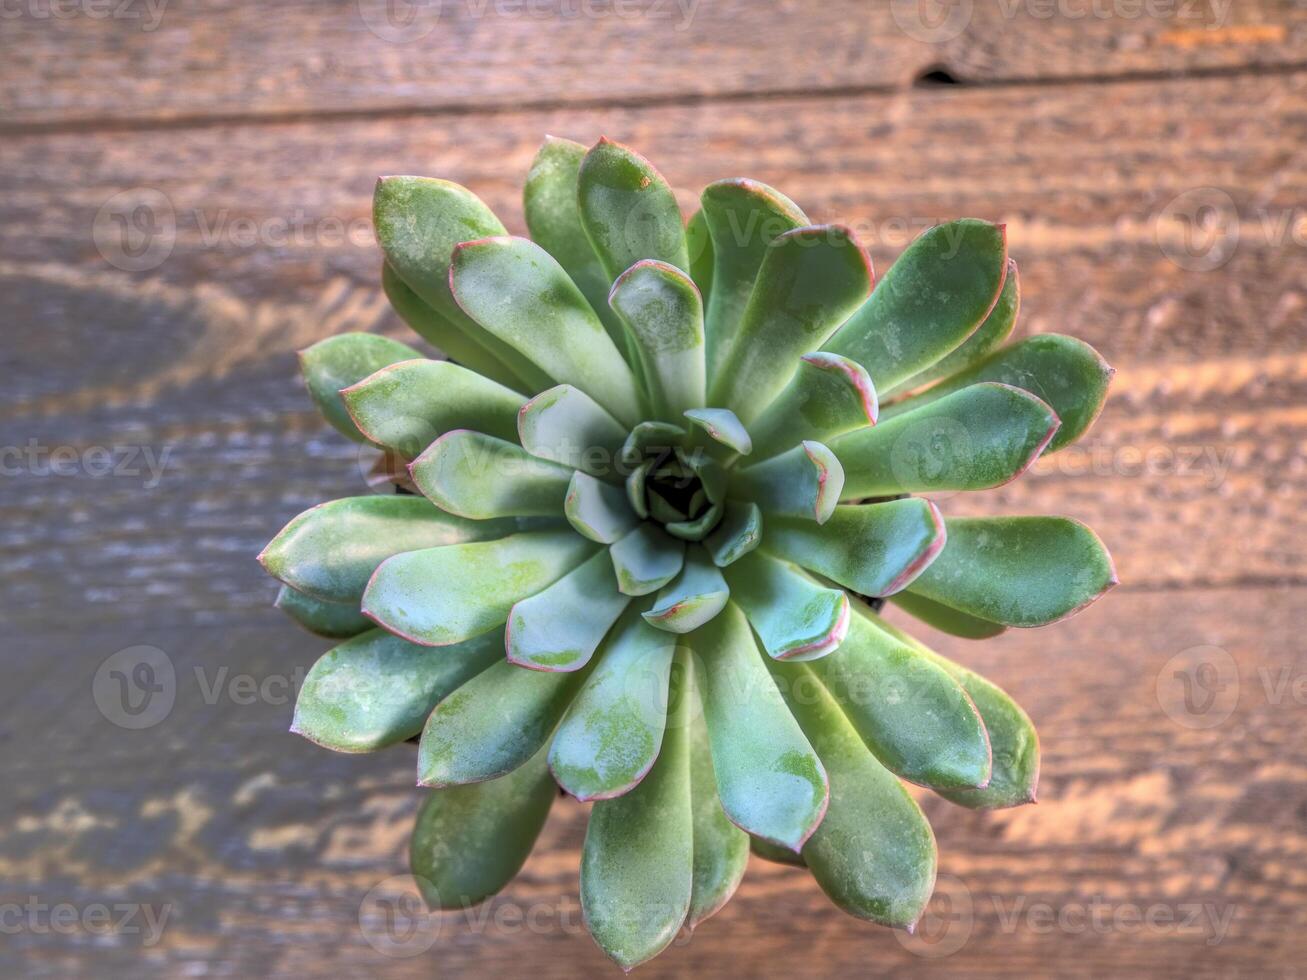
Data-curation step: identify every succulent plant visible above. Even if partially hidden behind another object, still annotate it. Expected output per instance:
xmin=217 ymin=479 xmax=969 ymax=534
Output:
xmin=260 ymin=137 xmax=1115 ymax=969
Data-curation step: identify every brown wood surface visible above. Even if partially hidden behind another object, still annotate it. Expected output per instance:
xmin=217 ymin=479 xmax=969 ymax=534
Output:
xmin=3 ymin=3 xmax=1305 ymax=977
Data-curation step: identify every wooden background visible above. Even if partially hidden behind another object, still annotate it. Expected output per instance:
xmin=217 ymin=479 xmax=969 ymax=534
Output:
xmin=3 ymin=1 xmax=1305 ymax=975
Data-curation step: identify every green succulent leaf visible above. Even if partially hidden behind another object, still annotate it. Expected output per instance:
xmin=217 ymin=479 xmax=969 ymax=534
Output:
xmin=550 ymin=608 xmax=677 ymax=801
xmin=507 ymin=550 xmax=631 ymax=671
xmin=448 ymin=236 xmax=643 ymax=424
xmin=518 ymin=384 xmax=627 ymax=479
xmin=418 ymin=652 xmax=592 ymax=786
xmin=564 ymin=470 xmax=640 ymax=543
xmin=885 ymin=333 xmax=1113 ymax=455
xmin=610 ymin=524 xmax=686 ymax=597
xmin=699 ymin=179 xmax=808 ymax=378
xmin=704 ymin=501 xmax=763 ymax=567
xmin=807 ymin=609 xmax=991 ymax=790
xmin=870 ymin=611 xmax=1039 ymax=808
xmin=824 ymin=219 xmax=1008 ymax=392
xmin=608 ymin=260 xmax=706 ymax=422
xmin=747 ymin=352 xmax=878 ymax=460
xmin=693 ymin=603 xmax=828 ymax=851
xmin=299 ymin=333 xmax=422 ymax=444
xmin=410 ymin=431 xmax=574 ymax=519
xmin=643 ymin=546 xmax=730 ymax=634
xmin=683 ymin=407 xmax=752 ymax=456
xmin=685 ymin=208 xmax=714 ymax=298
xmin=260 ymin=496 xmax=531 ymax=604
xmin=749 ymin=836 xmax=806 ymax=867
xmin=410 ymin=741 xmax=557 ymax=909
xmin=889 ymin=589 xmax=1007 ymax=640
xmin=581 ymin=646 xmax=694 ymax=971
xmin=710 ymin=224 xmax=872 ymax=424
xmin=732 ymin=440 xmax=844 ymax=525
xmin=362 ymin=529 xmax=594 ymax=646
xmin=771 ymin=660 xmax=937 ymax=928
xmin=343 ymin=358 xmax=526 ymax=457
xmin=274 ymin=584 xmax=372 ymax=639
xmin=292 ymin=628 xmax=501 ymax=753
xmin=908 ymin=516 xmax=1117 ymax=626
xmin=723 ymin=551 xmax=849 ymax=662
xmin=832 ymin=382 xmax=1060 ymax=498
xmin=763 ymin=499 xmax=945 ymax=598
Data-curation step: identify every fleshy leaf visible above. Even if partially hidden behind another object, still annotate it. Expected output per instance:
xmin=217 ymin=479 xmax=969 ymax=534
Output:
xmin=883 ymin=333 xmax=1113 ymax=454
xmin=343 ymin=358 xmax=525 ymax=457
xmin=748 ymin=352 xmax=878 ymax=460
xmin=260 ymin=496 xmax=531 ymax=604
xmin=549 ymin=608 xmax=676 ymax=800
xmin=507 ymin=551 xmax=630 ymax=671
xmin=565 ymin=470 xmax=639 ymax=543
xmin=362 ymin=530 xmax=594 ymax=646
xmin=889 ymin=589 xmax=1007 ymax=640
xmin=907 ymin=516 xmax=1117 ymax=626
xmin=449 ymin=236 xmax=643 ymax=424
xmin=824 ymin=219 xmax=1007 ymax=392
xmin=684 ymin=407 xmax=752 ymax=456
xmin=732 ymin=440 xmax=844 ymax=524
xmin=610 ymin=524 xmax=686 ymax=597
xmin=409 ymin=431 xmax=573 ymax=519
xmin=693 ymin=603 xmax=828 ymax=851
xmin=703 ymin=501 xmax=762 ymax=567
xmin=642 ymin=546 xmax=730 ymax=634
xmin=411 ymin=740 xmax=556 ymax=909
xmin=608 ymin=260 xmax=706 ymax=422
xmin=663 ymin=502 xmax=725 ymax=543
xmin=292 ymin=628 xmax=500 ymax=752
xmin=685 ymin=208 xmax=714 ymax=298
xmin=577 ymin=137 xmax=689 ymax=283
xmin=808 ymin=610 xmax=991 ymax=790
xmin=750 ymin=836 xmax=806 ymax=867
xmin=832 ymin=382 xmax=1059 ymax=498
xmin=763 ymin=499 xmax=945 ymax=598
xmin=518 ymin=384 xmax=628 ymax=479
xmin=699 ymin=179 xmax=808 ymax=378
xmin=299 ymin=333 xmax=422 ymax=444
xmin=770 ymin=660 xmax=937 ymax=928
xmin=417 ymin=654 xmax=592 ymax=786
xmin=274 ymin=584 xmax=372 ymax=639
xmin=581 ymin=649 xmax=693 ymax=970
xmin=723 ymin=552 xmax=849 ymax=662
xmin=709 ymin=224 xmax=872 ymax=424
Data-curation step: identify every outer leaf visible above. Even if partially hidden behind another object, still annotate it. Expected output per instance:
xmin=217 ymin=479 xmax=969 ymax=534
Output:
xmin=683 ymin=407 xmax=752 ymax=456
xmin=808 ymin=610 xmax=991 ymax=790
xmin=411 ymin=741 xmax=556 ymax=909
xmin=299 ymin=333 xmax=421 ymax=444
xmin=889 ymin=589 xmax=1007 ymax=640
xmin=564 ymin=470 xmax=639 ymax=543
xmin=449 ymin=236 xmax=643 ymax=424
xmin=260 ymin=496 xmax=530 ymax=604
xmin=685 ymin=208 xmax=714 ymax=298
xmin=723 ymin=552 xmax=849 ymax=662
xmin=771 ymin=660 xmax=937 ymax=928
xmin=884 ymin=333 xmax=1113 ymax=454
xmin=549 ymin=608 xmax=676 ymax=800
xmin=342 ymin=358 xmax=525 ymax=457
xmin=693 ymin=603 xmax=828 ymax=851
xmin=732 ymin=440 xmax=844 ymax=525
xmin=871 ymin=611 xmax=1040 ymax=808
xmin=608 ymin=260 xmax=706 ymax=421
xmin=703 ymin=501 xmax=762 ymax=567
xmin=362 ymin=530 xmax=594 ymax=646
xmin=581 ymin=649 xmax=693 ymax=970
xmin=292 ymin=627 xmax=500 ymax=752
xmin=409 ymin=431 xmax=573 ymax=519
xmin=609 ymin=524 xmax=686 ymax=596
xmin=642 ymin=546 xmax=730 ymax=634
xmin=908 ymin=516 xmax=1117 ymax=626
xmin=748 ymin=352 xmax=878 ymax=460
xmin=763 ymin=499 xmax=945 ymax=598
xmin=577 ymin=137 xmax=689 ymax=282
xmin=832 ymin=382 xmax=1060 ymax=498
xmin=824 ymin=219 xmax=1007 ymax=392
xmin=699 ymin=179 xmax=808 ymax=378
xmin=517 ymin=384 xmax=628 ymax=478
xmin=418 ymin=655 xmax=591 ymax=786
xmin=507 ymin=550 xmax=631 ymax=671
xmin=710 ymin=224 xmax=873 ymax=424
xmin=274 ymin=584 xmax=371 ymax=639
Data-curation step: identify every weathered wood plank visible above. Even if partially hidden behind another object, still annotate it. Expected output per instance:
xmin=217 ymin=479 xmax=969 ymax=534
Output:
xmin=1 ymin=0 xmax=1304 ymax=127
